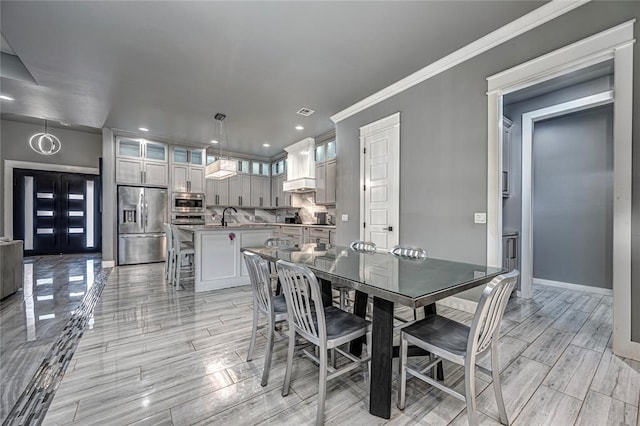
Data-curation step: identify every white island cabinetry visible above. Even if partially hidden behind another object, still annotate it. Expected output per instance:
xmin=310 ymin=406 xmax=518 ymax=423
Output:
xmin=184 ymin=225 xmax=274 ymax=292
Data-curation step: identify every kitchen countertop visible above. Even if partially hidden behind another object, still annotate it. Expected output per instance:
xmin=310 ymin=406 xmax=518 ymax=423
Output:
xmin=178 ymin=224 xmax=278 ymax=231
xmin=202 ymin=223 xmax=336 ymax=229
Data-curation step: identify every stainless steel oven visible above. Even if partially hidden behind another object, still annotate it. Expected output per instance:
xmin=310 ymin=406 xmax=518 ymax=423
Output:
xmin=172 ymin=192 xmax=205 ymax=213
xmin=171 ymin=213 xmax=205 ymax=225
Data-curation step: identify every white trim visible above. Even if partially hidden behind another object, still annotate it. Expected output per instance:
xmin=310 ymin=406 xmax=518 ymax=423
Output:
xmin=486 ymin=22 xmax=637 ymax=360
xmin=520 ymin=91 xmax=614 ymax=300
xmin=101 ymin=260 xmax=115 ymax=268
xmin=437 ymin=296 xmax=478 ymax=314
xmin=3 ymin=160 xmax=99 ymax=239
xmin=359 ymin=113 xmax=400 ymax=245
xmin=330 ymin=0 xmax=590 ymax=123
xmin=533 ymin=278 xmax=613 ymax=296
xmin=487 ymin=20 xmax=636 ymax=93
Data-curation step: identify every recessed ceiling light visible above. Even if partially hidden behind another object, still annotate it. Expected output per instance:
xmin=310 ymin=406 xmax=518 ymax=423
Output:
xmin=295 ymin=125 xmax=304 ymax=130
xmin=139 ymin=127 xmax=149 ymax=132
xmin=0 ymin=94 xmax=14 ymax=101
xmin=263 ymin=143 xmax=270 ymax=147
xmin=210 ymin=139 xmax=219 ymax=144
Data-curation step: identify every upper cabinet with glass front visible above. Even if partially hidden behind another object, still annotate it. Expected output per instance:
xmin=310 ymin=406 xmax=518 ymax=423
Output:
xmin=271 ymin=158 xmax=286 ymax=176
xmin=116 ymin=137 xmax=168 ymax=186
xmin=171 ymin=146 xmax=205 ymax=166
xmin=252 ymin=161 xmax=270 ymax=177
xmin=314 ymin=139 xmax=336 ymax=163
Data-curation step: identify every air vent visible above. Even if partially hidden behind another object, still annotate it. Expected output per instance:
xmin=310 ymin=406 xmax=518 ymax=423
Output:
xmin=296 ymin=108 xmax=315 ymax=117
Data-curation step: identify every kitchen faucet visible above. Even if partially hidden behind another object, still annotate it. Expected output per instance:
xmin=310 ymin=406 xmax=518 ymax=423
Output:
xmin=221 ymin=207 xmax=237 ymax=227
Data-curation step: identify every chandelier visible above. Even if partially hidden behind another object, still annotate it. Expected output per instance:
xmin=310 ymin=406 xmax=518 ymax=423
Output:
xmin=29 ymin=119 xmax=62 ymax=155
xmin=205 ymin=113 xmax=237 ymax=180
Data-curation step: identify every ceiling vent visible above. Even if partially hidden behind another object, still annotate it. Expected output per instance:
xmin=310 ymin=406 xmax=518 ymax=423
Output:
xmin=296 ymin=108 xmax=315 ymax=117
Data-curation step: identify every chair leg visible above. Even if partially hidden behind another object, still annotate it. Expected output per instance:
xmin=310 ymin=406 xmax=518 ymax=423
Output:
xmin=175 ymin=253 xmax=182 ymax=287
xmin=282 ymin=327 xmax=296 ymax=397
xmin=491 ymin=339 xmax=509 ymax=425
xmin=261 ymin=316 xmax=276 ymax=387
xmin=366 ymin=331 xmax=372 ymax=383
xmin=397 ymin=336 xmax=408 ymax=410
xmin=247 ymin=305 xmax=259 ymax=362
xmin=316 ymin=346 xmax=328 ymax=426
xmin=465 ymin=358 xmax=479 ymax=426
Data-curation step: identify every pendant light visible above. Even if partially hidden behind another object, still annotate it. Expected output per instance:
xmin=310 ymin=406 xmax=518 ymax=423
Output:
xmin=29 ymin=119 xmax=62 ymax=155
xmin=205 ymin=113 xmax=237 ymax=180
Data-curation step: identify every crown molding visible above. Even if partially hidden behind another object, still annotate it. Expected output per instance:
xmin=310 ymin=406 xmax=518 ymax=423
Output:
xmin=330 ymin=0 xmax=591 ymax=124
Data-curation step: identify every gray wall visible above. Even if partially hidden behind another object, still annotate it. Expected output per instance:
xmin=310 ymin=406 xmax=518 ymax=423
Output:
xmin=0 ymin=119 xmax=102 ymax=237
xmin=1 ymin=119 xmax=101 ymax=168
xmin=334 ymin=1 xmax=640 ymax=327
xmin=532 ymin=106 xmax=613 ymax=289
xmin=101 ymin=129 xmax=116 ymax=264
xmin=503 ymin=75 xmax=614 ymax=233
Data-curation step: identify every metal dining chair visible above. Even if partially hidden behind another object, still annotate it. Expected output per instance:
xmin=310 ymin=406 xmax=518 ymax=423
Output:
xmin=170 ymin=224 xmax=194 ymax=287
xmin=397 ymin=270 xmax=520 ymax=426
xmin=243 ymin=251 xmax=289 ymax=386
xmin=264 ymin=237 xmax=296 ymax=291
xmin=389 ymin=245 xmax=427 ymax=260
xmin=277 ymin=260 xmax=371 ymax=426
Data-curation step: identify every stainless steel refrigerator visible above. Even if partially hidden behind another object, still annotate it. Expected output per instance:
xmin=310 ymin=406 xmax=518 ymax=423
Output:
xmin=118 ymin=186 xmax=168 ymax=265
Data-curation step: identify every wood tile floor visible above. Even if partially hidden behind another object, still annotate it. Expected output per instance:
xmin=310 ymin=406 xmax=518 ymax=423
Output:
xmin=33 ymin=262 xmax=639 ymax=425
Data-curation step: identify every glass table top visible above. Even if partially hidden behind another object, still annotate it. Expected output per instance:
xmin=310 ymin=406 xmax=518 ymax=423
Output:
xmin=243 ymin=244 xmax=505 ymax=307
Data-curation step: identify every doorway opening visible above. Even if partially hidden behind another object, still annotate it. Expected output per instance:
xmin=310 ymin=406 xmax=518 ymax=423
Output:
xmin=13 ymin=169 xmax=101 ymax=256
xmin=485 ymin=20 xmax=636 ymax=359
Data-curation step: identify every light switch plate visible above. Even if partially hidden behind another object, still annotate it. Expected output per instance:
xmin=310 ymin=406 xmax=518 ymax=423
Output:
xmin=341 ymin=214 xmax=349 ymax=222
xmin=474 ymin=212 xmax=487 ymax=224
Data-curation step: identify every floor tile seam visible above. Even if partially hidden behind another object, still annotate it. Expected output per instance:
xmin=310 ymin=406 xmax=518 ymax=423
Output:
xmin=588 ymin=388 xmax=639 ymax=407
xmin=545 ymin=345 xmax=605 ymax=402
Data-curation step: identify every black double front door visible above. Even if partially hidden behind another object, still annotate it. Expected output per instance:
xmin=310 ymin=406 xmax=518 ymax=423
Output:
xmin=13 ymin=169 xmax=101 ymax=256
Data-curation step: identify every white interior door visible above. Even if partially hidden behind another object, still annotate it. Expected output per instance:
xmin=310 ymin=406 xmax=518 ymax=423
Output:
xmin=360 ymin=113 xmax=400 ymax=250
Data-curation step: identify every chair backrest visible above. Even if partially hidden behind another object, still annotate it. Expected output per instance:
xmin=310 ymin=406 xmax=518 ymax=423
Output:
xmin=349 ymin=240 xmax=377 ymax=253
xmin=163 ymin=223 xmax=173 ymax=253
xmin=276 ymin=260 xmax=325 ymax=345
xmin=467 ymin=270 xmax=519 ymax=357
xmin=169 ymin=224 xmax=183 ymax=253
xmin=265 ymin=237 xmax=295 ymax=248
xmin=389 ymin=245 xmax=427 ymax=260
xmin=243 ymin=251 xmax=273 ymax=316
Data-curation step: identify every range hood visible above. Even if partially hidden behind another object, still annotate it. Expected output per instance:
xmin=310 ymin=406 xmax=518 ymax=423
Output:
xmin=283 ymin=137 xmax=316 ymax=192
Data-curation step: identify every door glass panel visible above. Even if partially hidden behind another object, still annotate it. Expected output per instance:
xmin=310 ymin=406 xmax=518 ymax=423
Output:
xmin=190 ymin=150 xmax=203 ymax=165
xmin=86 ymin=180 xmax=94 ymax=248
xmin=37 ymin=210 xmax=54 ymax=217
xmin=252 ymin=162 xmax=260 ymax=175
xmin=327 ymin=141 xmax=336 ymax=160
xmin=37 ymin=228 xmax=54 ymax=234
xmin=145 ymin=143 xmax=166 ymax=161
xmin=315 ymin=144 xmax=325 ymax=162
xmin=207 ymin=155 xmax=216 ymax=165
xmin=119 ymin=139 xmax=142 ymax=158
xmin=174 ymin=147 xmax=188 ymax=163
xmin=69 ymin=194 xmax=84 ymax=200
xmin=37 ymin=193 xmax=54 ymax=199
xmin=68 ymin=211 xmax=84 ymax=217
xmin=68 ymin=228 xmax=84 ymax=234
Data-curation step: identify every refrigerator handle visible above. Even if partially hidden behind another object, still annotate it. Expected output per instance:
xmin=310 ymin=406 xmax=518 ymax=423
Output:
xmin=139 ymin=193 xmax=145 ymax=229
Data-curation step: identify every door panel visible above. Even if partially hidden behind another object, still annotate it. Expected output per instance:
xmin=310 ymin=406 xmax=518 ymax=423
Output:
xmin=14 ymin=169 xmax=101 ymax=255
xmin=172 ymin=165 xmax=188 ymax=192
xmin=116 ymin=158 xmax=143 ymax=184
xmin=118 ymin=186 xmax=144 ymax=234
xmin=144 ymin=162 xmax=168 ymax=186
xmin=143 ymin=188 xmax=168 ymax=233
xmin=189 ymin=167 xmax=205 ymax=193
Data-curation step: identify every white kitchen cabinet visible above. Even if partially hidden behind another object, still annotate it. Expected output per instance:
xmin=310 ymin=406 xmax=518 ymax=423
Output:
xmin=116 ymin=137 xmax=169 ymax=186
xmin=314 ymin=159 xmax=336 ymax=205
xmin=280 ymin=225 xmax=303 ymax=246
xmin=171 ymin=146 xmax=205 ymax=193
xmin=309 ymin=227 xmax=331 ymax=245
xmin=229 ymin=174 xmax=251 ymax=207
xmin=206 ymin=177 xmax=229 ymax=206
xmin=250 ymin=176 xmax=271 ymax=208
xmin=277 ymin=175 xmax=292 ymax=207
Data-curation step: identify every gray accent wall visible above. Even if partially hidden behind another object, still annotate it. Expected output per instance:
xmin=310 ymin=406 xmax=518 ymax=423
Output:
xmin=334 ymin=1 xmax=639 ymax=338
xmin=101 ymin=128 xmax=116 ymax=265
xmin=532 ymin=106 xmax=613 ymax=289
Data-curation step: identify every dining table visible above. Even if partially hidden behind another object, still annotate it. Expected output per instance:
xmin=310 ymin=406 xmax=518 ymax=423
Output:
xmin=242 ymin=243 xmax=505 ymax=419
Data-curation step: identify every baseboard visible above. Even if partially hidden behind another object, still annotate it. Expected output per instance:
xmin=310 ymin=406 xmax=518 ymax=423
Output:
xmin=101 ymin=260 xmax=115 ymax=268
xmin=533 ymin=278 xmax=613 ymax=296
xmin=437 ymin=296 xmax=477 ymax=314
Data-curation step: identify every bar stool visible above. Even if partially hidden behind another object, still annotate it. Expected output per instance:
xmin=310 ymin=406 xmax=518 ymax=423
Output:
xmin=170 ymin=224 xmax=194 ymax=288
xmin=163 ymin=223 xmax=175 ymax=284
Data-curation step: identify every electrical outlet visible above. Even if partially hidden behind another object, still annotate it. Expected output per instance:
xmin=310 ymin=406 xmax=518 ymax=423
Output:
xmin=341 ymin=214 xmax=349 ymax=222
xmin=474 ymin=212 xmax=487 ymax=224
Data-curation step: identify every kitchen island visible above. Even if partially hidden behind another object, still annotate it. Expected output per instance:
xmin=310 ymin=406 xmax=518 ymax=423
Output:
xmin=177 ymin=225 xmax=276 ymax=292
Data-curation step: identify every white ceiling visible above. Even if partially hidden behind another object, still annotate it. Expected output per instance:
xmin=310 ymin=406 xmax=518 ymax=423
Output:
xmin=0 ymin=1 xmax=544 ymax=156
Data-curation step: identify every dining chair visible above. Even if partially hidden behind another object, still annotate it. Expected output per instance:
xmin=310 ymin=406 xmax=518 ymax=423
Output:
xmin=170 ymin=224 xmax=195 ymax=287
xmin=243 ymin=251 xmax=289 ymax=386
xmin=163 ymin=223 xmax=175 ymax=284
xmin=277 ymin=260 xmax=371 ymax=425
xmin=264 ymin=237 xmax=296 ymax=291
xmin=397 ymin=270 xmax=520 ymax=426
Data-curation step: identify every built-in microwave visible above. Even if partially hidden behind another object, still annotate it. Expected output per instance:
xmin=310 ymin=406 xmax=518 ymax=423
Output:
xmin=172 ymin=192 xmax=205 ymax=213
